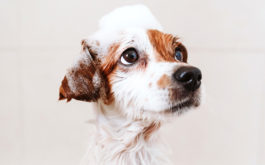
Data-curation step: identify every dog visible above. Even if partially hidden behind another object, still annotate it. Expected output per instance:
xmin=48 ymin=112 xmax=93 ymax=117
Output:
xmin=59 ymin=4 xmax=202 ymax=165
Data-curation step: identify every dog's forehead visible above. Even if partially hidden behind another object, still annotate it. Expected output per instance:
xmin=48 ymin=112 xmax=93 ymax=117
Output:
xmin=118 ymin=28 xmax=153 ymax=52
xmin=117 ymin=28 xmax=176 ymax=50
xmin=88 ymin=28 xmax=149 ymax=56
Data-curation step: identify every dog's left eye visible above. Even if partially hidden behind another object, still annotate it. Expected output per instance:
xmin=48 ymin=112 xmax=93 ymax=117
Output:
xmin=174 ymin=47 xmax=183 ymax=61
xmin=120 ymin=48 xmax=139 ymax=65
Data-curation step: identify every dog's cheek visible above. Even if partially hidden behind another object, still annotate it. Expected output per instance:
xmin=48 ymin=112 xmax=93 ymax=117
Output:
xmin=99 ymin=72 xmax=114 ymax=105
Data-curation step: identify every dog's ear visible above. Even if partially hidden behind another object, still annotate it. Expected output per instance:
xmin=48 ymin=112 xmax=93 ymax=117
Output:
xmin=59 ymin=40 xmax=104 ymax=102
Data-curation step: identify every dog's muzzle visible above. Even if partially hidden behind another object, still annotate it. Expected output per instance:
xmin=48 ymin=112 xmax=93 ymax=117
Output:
xmin=173 ymin=66 xmax=202 ymax=91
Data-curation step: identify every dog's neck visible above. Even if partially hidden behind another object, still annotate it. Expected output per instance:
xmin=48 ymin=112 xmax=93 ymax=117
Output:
xmin=85 ymin=102 xmax=170 ymax=165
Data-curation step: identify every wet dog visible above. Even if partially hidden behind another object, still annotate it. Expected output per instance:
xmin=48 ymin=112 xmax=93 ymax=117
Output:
xmin=59 ymin=5 xmax=202 ymax=165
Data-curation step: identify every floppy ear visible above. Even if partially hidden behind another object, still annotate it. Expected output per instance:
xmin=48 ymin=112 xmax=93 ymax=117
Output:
xmin=59 ymin=40 xmax=104 ymax=102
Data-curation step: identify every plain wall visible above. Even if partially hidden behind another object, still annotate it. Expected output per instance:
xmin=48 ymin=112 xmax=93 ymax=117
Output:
xmin=0 ymin=0 xmax=264 ymax=165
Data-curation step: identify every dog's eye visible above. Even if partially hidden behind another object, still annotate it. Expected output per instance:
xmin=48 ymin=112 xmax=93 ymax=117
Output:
xmin=174 ymin=47 xmax=183 ymax=61
xmin=120 ymin=48 xmax=139 ymax=65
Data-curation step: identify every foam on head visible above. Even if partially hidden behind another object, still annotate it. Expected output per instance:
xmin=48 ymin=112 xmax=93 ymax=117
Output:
xmin=98 ymin=4 xmax=163 ymax=32
xmin=88 ymin=4 xmax=163 ymax=55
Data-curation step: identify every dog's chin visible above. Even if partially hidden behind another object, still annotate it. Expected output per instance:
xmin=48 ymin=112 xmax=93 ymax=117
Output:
xmin=140 ymin=95 xmax=200 ymax=120
xmin=125 ymin=90 xmax=201 ymax=120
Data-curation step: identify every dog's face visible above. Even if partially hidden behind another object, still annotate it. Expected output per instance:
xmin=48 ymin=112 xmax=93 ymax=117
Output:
xmin=59 ymin=28 xmax=202 ymax=120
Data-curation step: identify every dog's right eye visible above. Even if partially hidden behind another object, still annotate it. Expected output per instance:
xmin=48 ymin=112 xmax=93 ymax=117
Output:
xmin=120 ymin=48 xmax=139 ymax=65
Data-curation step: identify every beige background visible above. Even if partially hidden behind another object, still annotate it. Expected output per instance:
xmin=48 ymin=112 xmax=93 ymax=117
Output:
xmin=0 ymin=0 xmax=265 ymax=164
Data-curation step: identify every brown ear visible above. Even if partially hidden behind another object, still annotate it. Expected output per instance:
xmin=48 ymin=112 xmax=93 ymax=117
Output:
xmin=59 ymin=40 xmax=102 ymax=102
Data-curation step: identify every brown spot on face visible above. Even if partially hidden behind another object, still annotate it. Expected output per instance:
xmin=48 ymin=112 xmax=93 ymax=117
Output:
xmin=101 ymin=43 xmax=120 ymax=76
xmin=100 ymin=43 xmax=122 ymax=104
xmin=99 ymin=70 xmax=113 ymax=105
xmin=147 ymin=29 xmax=188 ymax=62
xmin=168 ymin=87 xmax=192 ymax=103
xmin=157 ymin=74 xmax=171 ymax=89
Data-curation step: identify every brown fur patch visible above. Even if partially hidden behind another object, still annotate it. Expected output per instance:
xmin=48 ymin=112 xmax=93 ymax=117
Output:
xmin=59 ymin=76 xmax=71 ymax=101
xmin=99 ymin=74 xmax=113 ymax=105
xmin=119 ymin=122 xmax=161 ymax=155
xmin=113 ymin=122 xmax=161 ymax=160
xmin=100 ymin=43 xmax=121 ymax=104
xmin=59 ymin=40 xmax=104 ymax=102
xmin=101 ymin=43 xmax=120 ymax=75
xmin=59 ymin=57 xmax=100 ymax=102
xmin=157 ymin=74 xmax=171 ymax=89
xmin=143 ymin=122 xmax=161 ymax=141
xmin=147 ymin=29 xmax=188 ymax=62
xmin=168 ymin=87 xmax=191 ymax=102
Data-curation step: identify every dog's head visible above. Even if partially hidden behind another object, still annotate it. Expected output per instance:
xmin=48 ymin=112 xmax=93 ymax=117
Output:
xmin=59 ymin=5 xmax=202 ymax=120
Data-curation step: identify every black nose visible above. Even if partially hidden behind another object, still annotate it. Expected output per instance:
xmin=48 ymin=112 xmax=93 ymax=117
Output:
xmin=173 ymin=66 xmax=202 ymax=91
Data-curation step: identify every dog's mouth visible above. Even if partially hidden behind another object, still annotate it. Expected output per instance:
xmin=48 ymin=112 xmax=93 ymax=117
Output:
xmin=164 ymin=96 xmax=199 ymax=114
xmin=170 ymin=99 xmax=194 ymax=112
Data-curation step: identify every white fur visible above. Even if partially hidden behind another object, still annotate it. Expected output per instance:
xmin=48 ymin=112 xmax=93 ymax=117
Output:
xmin=81 ymin=103 xmax=172 ymax=165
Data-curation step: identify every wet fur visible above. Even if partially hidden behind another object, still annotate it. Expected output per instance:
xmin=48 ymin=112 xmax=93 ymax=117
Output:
xmin=59 ymin=5 xmax=201 ymax=165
